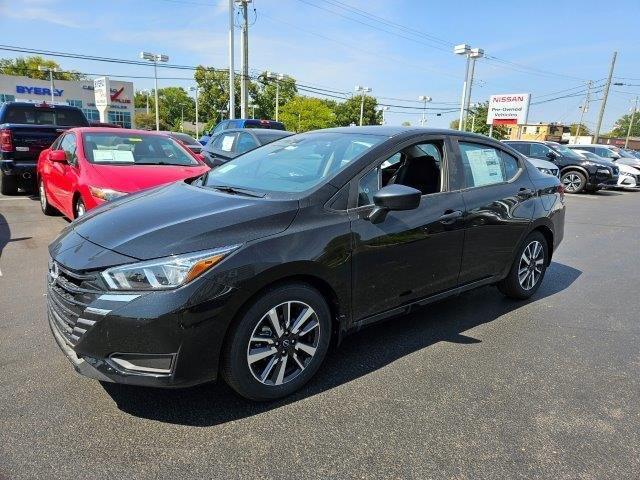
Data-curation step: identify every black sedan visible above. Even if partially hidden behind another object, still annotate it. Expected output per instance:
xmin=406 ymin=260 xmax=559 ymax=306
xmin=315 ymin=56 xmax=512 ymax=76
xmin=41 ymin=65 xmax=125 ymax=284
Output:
xmin=46 ymin=127 xmax=565 ymax=401
xmin=201 ymin=128 xmax=293 ymax=168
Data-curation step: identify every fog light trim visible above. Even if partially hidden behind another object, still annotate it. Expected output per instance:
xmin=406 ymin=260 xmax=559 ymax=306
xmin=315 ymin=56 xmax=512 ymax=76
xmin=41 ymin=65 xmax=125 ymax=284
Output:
xmin=109 ymin=353 xmax=175 ymax=375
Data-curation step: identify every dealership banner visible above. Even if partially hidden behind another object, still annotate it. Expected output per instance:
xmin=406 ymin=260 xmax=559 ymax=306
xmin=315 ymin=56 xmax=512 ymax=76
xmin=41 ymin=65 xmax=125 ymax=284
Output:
xmin=487 ymin=93 xmax=531 ymax=125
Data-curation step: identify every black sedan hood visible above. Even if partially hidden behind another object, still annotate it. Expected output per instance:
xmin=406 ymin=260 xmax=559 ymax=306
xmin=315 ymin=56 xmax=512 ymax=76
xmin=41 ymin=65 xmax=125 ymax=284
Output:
xmin=71 ymin=182 xmax=299 ymax=260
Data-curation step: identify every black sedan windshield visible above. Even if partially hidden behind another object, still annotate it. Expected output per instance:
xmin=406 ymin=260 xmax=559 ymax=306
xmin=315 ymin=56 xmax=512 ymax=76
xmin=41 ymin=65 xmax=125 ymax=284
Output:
xmin=203 ymin=131 xmax=387 ymax=193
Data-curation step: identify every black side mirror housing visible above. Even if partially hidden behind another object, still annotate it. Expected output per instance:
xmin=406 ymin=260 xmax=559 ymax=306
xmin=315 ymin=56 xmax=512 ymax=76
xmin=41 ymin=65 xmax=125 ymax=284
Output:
xmin=368 ymin=184 xmax=421 ymax=224
xmin=546 ymin=151 xmax=557 ymax=160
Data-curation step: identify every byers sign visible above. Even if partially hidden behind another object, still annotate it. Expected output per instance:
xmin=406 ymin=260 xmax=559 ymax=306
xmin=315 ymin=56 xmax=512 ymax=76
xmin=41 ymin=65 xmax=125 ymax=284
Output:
xmin=487 ymin=93 xmax=530 ymax=125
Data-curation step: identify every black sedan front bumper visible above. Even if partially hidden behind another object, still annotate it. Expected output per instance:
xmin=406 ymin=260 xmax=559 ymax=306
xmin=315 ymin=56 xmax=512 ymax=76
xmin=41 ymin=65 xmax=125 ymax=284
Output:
xmin=46 ymin=258 xmax=242 ymax=388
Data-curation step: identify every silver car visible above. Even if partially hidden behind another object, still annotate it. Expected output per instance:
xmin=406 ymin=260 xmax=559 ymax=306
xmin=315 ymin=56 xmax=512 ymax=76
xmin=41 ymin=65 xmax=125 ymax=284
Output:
xmin=525 ymin=157 xmax=559 ymax=177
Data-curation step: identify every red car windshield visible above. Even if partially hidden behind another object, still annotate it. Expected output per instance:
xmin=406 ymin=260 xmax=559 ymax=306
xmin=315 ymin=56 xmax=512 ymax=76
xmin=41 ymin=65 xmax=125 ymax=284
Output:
xmin=83 ymin=132 xmax=199 ymax=166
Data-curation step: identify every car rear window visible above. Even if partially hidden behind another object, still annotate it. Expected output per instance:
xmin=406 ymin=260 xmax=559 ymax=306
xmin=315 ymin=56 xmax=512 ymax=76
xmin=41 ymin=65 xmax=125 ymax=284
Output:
xmin=83 ymin=132 xmax=199 ymax=166
xmin=254 ymin=131 xmax=292 ymax=144
xmin=1 ymin=105 xmax=88 ymax=126
xmin=243 ymin=120 xmax=286 ymax=130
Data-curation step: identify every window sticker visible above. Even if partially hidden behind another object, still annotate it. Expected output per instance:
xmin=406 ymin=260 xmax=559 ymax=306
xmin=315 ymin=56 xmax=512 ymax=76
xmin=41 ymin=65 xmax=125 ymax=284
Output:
xmin=128 ymin=137 xmax=143 ymax=142
xmin=221 ymin=135 xmax=235 ymax=152
xmin=465 ymin=148 xmax=504 ymax=186
xmin=93 ymin=150 xmax=135 ymax=163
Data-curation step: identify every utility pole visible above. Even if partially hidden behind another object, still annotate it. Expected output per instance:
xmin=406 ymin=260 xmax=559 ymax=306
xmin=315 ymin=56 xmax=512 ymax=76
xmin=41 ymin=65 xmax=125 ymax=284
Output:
xmin=37 ymin=66 xmax=59 ymax=103
xmin=189 ymin=86 xmax=199 ymax=138
xmin=228 ymin=0 xmax=235 ymax=119
xmin=418 ymin=95 xmax=432 ymax=126
xmin=594 ymin=51 xmax=617 ymax=144
xmin=463 ymin=48 xmax=484 ymax=131
xmin=574 ymin=80 xmax=592 ymax=144
xmin=625 ymin=96 xmax=638 ymax=149
xmin=237 ymin=0 xmax=251 ymax=119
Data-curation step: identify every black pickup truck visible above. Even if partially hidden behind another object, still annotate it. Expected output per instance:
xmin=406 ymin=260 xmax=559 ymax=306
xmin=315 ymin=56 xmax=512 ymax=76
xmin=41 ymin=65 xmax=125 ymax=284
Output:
xmin=0 ymin=102 xmax=90 ymax=194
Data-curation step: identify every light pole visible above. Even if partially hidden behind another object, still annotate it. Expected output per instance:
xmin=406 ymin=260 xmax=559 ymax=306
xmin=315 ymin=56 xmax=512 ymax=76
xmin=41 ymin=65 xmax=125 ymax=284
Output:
xmin=139 ymin=89 xmax=151 ymax=114
xmin=625 ymin=96 xmax=638 ymax=149
xmin=37 ymin=66 xmax=60 ymax=103
xmin=189 ymin=86 xmax=199 ymax=138
xmin=140 ymin=51 xmax=169 ymax=131
xmin=379 ymin=106 xmax=390 ymax=125
xmin=355 ymin=85 xmax=372 ymax=126
xmin=250 ymin=104 xmax=258 ymax=119
xmin=455 ymin=44 xmax=483 ymax=131
xmin=463 ymin=48 xmax=484 ymax=131
xmin=418 ymin=95 xmax=432 ymax=126
xmin=265 ymin=71 xmax=286 ymax=121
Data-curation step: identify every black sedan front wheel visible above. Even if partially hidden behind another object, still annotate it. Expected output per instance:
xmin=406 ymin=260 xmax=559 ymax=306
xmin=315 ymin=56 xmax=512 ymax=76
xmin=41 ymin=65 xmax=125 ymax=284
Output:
xmin=561 ymin=171 xmax=587 ymax=193
xmin=222 ymin=283 xmax=331 ymax=401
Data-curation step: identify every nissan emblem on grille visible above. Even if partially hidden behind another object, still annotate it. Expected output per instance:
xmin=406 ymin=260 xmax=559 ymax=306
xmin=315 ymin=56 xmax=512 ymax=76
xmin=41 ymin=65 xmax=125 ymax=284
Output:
xmin=48 ymin=260 xmax=60 ymax=284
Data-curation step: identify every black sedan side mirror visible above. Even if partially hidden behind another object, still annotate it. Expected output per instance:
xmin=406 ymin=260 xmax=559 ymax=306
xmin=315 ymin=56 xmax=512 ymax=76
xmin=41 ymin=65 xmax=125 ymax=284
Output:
xmin=368 ymin=184 xmax=421 ymax=224
xmin=546 ymin=151 xmax=557 ymax=160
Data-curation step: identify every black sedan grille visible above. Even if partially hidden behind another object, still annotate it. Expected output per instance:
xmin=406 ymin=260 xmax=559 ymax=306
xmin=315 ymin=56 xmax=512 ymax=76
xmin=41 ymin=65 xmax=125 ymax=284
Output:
xmin=47 ymin=261 xmax=101 ymax=346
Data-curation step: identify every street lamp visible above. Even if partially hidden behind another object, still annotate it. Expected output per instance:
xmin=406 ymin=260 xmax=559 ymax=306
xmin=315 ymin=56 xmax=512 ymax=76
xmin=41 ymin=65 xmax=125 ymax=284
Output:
xmin=140 ymin=51 xmax=169 ymax=131
xmin=189 ymin=86 xmax=199 ymax=138
xmin=37 ymin=66 xmax=60 ymax=103
xmin=418 ymin=95 xmax=432 ymax=126
xmin=378 ymin=106 xmax=390 ymax=125
xmin=250 ymin=103 xmax=258 ymax=119
xmin=355 ymin=85 xmax=372 ymax=126
xmin=454 ymin=44 xmax=483 ymax=131
xmin=265 ymin=71 xmax=287 ymax=121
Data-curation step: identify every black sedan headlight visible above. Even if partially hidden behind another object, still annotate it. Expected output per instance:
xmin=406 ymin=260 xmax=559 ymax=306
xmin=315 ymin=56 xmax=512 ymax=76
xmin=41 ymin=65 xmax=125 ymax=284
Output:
xmin=101 ymin=245 xmax=240 ymax=291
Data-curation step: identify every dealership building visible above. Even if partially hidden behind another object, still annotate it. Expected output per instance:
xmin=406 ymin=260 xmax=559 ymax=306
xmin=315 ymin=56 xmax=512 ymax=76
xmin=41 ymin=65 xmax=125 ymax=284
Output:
xmin=0 ymin=74 xmax=134 ymax=128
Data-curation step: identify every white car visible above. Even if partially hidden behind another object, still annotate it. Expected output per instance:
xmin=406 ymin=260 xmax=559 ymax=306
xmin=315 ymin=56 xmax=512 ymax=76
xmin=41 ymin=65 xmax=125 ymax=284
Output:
xmin=573 ymin=149 xmax=640 ymax=190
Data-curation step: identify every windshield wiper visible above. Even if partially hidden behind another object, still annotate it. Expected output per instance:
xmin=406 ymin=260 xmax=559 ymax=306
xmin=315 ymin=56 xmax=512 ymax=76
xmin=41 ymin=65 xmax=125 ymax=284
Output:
xmin=210 ymin=185 xmax=265 ymax=198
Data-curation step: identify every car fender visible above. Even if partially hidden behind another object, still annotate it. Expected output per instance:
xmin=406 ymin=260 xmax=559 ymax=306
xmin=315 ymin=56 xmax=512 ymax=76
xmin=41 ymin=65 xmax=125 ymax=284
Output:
xmin=559 ymin=165 xmax=591 ymax=178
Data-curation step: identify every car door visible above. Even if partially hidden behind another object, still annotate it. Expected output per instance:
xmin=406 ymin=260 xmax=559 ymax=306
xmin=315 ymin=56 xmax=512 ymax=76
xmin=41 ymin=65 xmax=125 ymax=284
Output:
xmin=55 ymin=133 xmax=80 ymax=216
xmin=349 ymin=135 xmax=466 ymax=321
xmin=46 ymin=133 xmax=75 ymax=209
xmin=453 ymin=138 xmax=535 ymax=284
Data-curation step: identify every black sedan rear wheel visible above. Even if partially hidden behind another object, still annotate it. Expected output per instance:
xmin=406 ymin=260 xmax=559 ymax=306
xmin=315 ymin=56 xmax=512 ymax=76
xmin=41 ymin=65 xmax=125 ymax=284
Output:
xmin=498 ymin=231 xmax=548 ymax=300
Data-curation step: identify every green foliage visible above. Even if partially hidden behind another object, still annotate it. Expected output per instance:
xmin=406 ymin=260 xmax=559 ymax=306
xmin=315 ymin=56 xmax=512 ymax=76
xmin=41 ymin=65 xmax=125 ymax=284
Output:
xmin=279 ymin=96 xmax=336 ymax=132
xmin=570 ymin=123 xmax=591 ymax=135
xmin=610 ymin=111 xmax=640 ymax=137
xmin=450 ymin=102 xmax=509 ymax=139
xmin=401 ymin=121 xmax=411 ymax=126
xmin=253 ymin=72 xmax=297 ymax=119
xmin=334 ymin=95 xmax=382 ymax=126
xmin=0 ymin=56 xmax=85 ymax=81
xmin=134 ymin=112 xmax=169 ymax=131
xmin=156 ymin=87 xmax=195 ymax=128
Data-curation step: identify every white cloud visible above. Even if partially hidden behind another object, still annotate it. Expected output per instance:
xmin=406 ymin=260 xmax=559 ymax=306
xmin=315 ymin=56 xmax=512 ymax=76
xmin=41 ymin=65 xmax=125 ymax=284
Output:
xmin=0 ymin=0 xmax=87 ymax=29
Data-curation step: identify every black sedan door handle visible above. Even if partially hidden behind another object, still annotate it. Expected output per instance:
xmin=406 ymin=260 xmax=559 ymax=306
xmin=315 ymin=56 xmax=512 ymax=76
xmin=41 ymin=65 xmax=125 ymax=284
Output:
xmin=438 ymin=210 xmax=463 ymax=224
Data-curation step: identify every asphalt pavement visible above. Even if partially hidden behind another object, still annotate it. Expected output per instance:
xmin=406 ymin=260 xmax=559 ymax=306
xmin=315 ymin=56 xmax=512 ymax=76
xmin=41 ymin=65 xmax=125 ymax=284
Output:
xmin=0 ymin=189 xmax=639 ymax=479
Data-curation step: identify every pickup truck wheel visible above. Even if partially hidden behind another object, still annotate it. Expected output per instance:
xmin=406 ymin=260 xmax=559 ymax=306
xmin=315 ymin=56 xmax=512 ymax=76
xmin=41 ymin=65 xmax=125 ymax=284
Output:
xmin=0 ymin=173 xmax=18 ymax=195
xmin=39 ymin=179 xmax=57 ymax=215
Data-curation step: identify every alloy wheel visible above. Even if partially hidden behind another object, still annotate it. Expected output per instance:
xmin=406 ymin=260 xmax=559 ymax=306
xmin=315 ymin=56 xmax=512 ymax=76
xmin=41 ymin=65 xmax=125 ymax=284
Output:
xmin=76 ymin=200 xmax=86 ymax=217
xmin=562 ymin=173 xmax=582 ymax=193
xmin=246 ymin=301 xmax=320 ymax=386
xmin=518 ymin=240 xmax=544 ymax=290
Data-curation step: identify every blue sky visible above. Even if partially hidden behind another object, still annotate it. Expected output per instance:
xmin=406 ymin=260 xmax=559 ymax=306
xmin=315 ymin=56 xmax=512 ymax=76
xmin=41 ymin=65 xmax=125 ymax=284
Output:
xmin=1 ymin=0 xmax=639 ymax=130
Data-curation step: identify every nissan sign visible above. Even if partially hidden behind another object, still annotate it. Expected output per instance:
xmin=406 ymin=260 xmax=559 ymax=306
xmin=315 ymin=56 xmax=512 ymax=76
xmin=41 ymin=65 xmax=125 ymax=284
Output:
xmin=487 ymin=93 xmax=531 ymax=125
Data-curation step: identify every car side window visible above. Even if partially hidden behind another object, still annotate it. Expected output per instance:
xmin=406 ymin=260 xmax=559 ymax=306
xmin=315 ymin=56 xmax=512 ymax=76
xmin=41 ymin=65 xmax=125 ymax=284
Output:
xmin=235 ymin=132 xmax=258 ymax=154
xmin=595 ymin=147 xmax=613 ymax=158
xmin=357 ymin=141 xmax=443 ymax=207
xmin=50 ymin=135 xmax=63 ymax=151
xmin=529 ymin=143 xmax=553 ymax=158
xmin=212 ymin=133 xmax=236 ymax=152
xmin=508 ymin=143 xmax=530 ymax=156
xmin=458 ymin=142 xmax=520 ymax=188
xmin=212 ymin=121 xmax=227 ymax=135
xmin=60 ymin=133 xmax=78 ymax=165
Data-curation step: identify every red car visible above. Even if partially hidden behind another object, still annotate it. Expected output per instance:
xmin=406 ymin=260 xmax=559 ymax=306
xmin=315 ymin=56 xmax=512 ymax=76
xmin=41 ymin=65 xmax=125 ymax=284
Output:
xmin=37 ymin=128 xmax=210 ymax=219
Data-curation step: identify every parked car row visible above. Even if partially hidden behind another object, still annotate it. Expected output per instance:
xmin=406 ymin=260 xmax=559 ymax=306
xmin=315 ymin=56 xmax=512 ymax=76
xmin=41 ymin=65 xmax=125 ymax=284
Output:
xmin=504 ymin=139 xmax=640 ymax=194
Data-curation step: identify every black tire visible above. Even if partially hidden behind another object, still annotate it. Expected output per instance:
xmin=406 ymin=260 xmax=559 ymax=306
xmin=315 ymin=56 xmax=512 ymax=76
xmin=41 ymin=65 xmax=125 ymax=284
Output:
xmin=498 ymin=231 xmax=548 ymax=300
xmin=221 ymin=283 xmax=332 ymax=401
xmin=74 ymin=196 xmax=86 ymax=219
xmin=0 ymin=172 xmax=18 ymax=195
xmin=560 ymin=170 xmax=587 ymax=194
xmin=39 ymin=179 xmax=57 ymax=216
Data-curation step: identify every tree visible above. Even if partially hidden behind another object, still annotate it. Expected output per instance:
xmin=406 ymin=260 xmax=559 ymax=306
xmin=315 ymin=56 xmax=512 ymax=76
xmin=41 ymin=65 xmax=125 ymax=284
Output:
xmin=253 ymin=72 xmax=297 ymax=120
xmin=401 ymin=121 xmax=412 ymax=127
xmin=609 ymin=111 xmax=640 ymax=138
xmin=570 ymin=123 xmax=591 ymax=136
xmin=134 ymin=112 xmax=169 ymax=131
xmin=194 ymin=66 xmax=260 ymax=123
xmin=334 ymin=95 xmax=382 ymax=126
xmin=279 ymin=96 xmax=336 ymax=132
xmin=156 ymin=87 xmax=195 ymax=131
xmin=449 ymin=102 xmax=509 ymax=139
xmin=0 ymin=56 xmax=85 ymax=81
